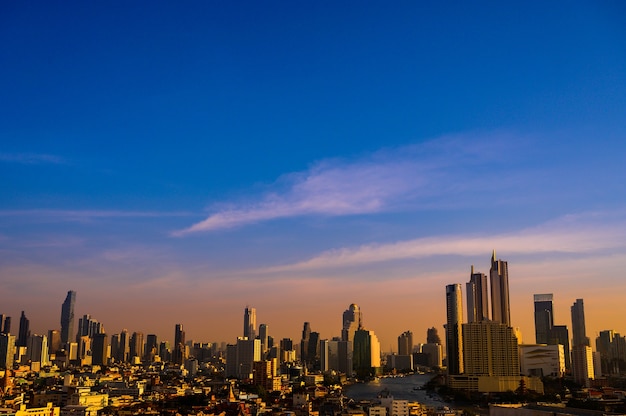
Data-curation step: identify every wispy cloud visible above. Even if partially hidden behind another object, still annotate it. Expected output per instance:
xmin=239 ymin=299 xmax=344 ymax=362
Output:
xmin=0 ymin=152 xmax=65 ymax=164
xmin=260 ymin=211 xmax=626 ymax=273
xmin=175 ymin=132 xmax=527 ymax=235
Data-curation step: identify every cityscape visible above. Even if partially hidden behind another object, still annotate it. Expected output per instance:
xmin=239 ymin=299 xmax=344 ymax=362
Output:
xmin=1 ymin=251 xmax=626 ymax=415
xmin=2 ymin=2 xmax=626 ymax=416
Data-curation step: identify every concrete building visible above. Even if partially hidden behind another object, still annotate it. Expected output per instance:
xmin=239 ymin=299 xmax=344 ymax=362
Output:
xmin=353 ymin=328 xmax=381 ymax=378
xmin=462 ymin=321 xmax=519 ymax=377
xmin=519 ymin=344 xmax=565 ymax=378
xmin=490 ymin=251 xmax=510 ymax=326
xmin=467 ymin=266 xmax=488 ymax=323
xmin=445 ymin=284 xmax=464 ymax=376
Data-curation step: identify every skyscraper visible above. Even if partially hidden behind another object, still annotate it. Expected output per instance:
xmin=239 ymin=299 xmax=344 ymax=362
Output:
xmin=301 ymin=322 xmax=311 ymax=364
xmin=60 ymin=290 xmax=76 ymax=345
xmin=571 ymin=298 xmax=593 ymax=386
xmin=17 ymin=311 xmax=30 ymax=347
xmin=445 ymin=284 xmax=464 ymax=375
xmin=342 ymin=303 xmax=362 ymax=343
xmin=243 ymin=306 xmax=257 ymax=339
xmin=462 ymin=321 xmax=519 ymax=376
xmin=259 ymin=324 xmax=269 ymax=354
xmin=174 ymin=323 xmax=186 ymax=365
xmin=489 ymin=251 xmax=511 ymax=326
xmin=92 ymin=333 xmax=108 ymax=366
xmin=534 ymin=294 xmax=554 ymax=344
xmin=467 ymin=266 xmax=488 ymax=323
xmin=398 ymin=331 xmax=413 ymax=355
xmin=427 ymin=327 xmax=441 ymax=345
xmin=353 ymin=328 xmax=381 ymax=378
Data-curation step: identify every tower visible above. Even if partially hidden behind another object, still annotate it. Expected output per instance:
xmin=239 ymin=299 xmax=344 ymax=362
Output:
xmin=490 ymin=251 xmax=511 ymax=326
xmin=534 ymin=294 xmax=554 ymax=344
xmin=244 ymin=306 xmax=257 ymax=339
xmin=301 ymin=322 xmax=311 ymax=364
xmin=60 ymin=290 xmax=76 ymax=345
xmin=445 ymin=284 xmax=464 ymax=375
xmin=398 ymin=331 xmax=413 ymax=355
xmin=353 ymin=328 xmax=381 ymax=378
xmin=342 ymin=304 xmax=362 ymax=343
xmin=174 ymin=324 xmax=186 ymax=365
xmin=467 ymin=266 xmax=488 ymax=322
xmin=571 ymin=299 xmax=593 ymax=386
xmin=259 ymin=324 xmax=269 ymax=354
xmin=17 ymin=311 xmax=30 ymax=347
xmin=92 ymin=333 xmax=108 ymax=366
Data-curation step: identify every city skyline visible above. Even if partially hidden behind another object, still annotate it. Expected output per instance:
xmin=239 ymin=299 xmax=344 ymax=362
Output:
xmin=1 ymin=3 xmax=626 ymax=351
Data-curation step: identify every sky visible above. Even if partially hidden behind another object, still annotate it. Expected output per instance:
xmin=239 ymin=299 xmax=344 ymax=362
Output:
xmin=1 ymin=1 xmax=626 ymax=352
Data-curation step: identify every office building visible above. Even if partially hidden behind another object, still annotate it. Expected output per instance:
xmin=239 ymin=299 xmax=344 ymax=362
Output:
xmin=490 ymin=251 xmax=510 ymax=326
xmin=427 ymin=327 xmax=441 ymax=345
xmin=533 ymin=294 xmax=553 ymax=344
xmin=571 ymin=299 xmax=593 ymax=386
xmin=129 ymin=332 xmax=144 ymax=362
xmin=259 ymin=323 xmax=269 ymax=354
xmin=1 ymin=316 xmax=10 ymax=334
xmin=0 ymin=334 xmax=16 ymax=369
xmin=92 ymin=333 xmax=108 ymax=366
xmin=467 ymin=266 xmax=488 ymax=323
xmin=353 ymin=328 xmax=381 ymax=378
xmin=60 ymin=290 xmax=76 ymax=345
xmin=145 ymin=334 xmax=158 ymax=361
xmin=174 ymin=324 xmax=186 ymax=365
xmin=462 ymin=321 xmax=519 ymax=376
xmin=519 ymin=344 xmax=565 ymax=378
xmin=27 ymin=334 xmax=50 ymax=367
xmin=17 ymin=311 xmax=30 ymax=347
xmin=243 ymin=306 xmax=256 ymax=339
xmin=48 ymin=330 xmax=62 ymax=354
xmin=75 ymin=314 xmax=104 ymax=342
xmin=398 ymin=331 xmax=413 ymax=356
xmin=445 ymin=284 xmax=464 ymax=375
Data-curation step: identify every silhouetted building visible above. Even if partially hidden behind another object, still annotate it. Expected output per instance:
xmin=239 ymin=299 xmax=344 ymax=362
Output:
xmin=60 ymin=290 xmax=76 ymax=345
xmin=92 ymin=333 xmax=108 ymax=365
xmin=17 ymin=311 xmax=30 ymax=347
xmin=467 ymin=266 xmax=488 ymax=322
xmin=145 ymin=334 xmax=158 ymax=361
xmin=427 ymin=327 xmax=441 ymax=345
xmin=353 ymin=328 xmax=381 ymax=378
xmin=534 ymin=294 xmax=553 ymax=344
xmin=174 ymin=324 xmax=186 ymax=364
xmin=342 ymin=303 xmax=362 ymax=343
xmin=490 ymin=251 xmax=510 ymax=326
xmin=244 ymin=306 xmax=256 ymax=339
xmin=398 ymin=331 xmax=413 ymax=356
xmin=445 ymin=284 xmax=464 ymax=376
xmin=1 ymin=316 xmax=10 ymax=335
xmin=571 ymin=299 xmax=593 ymax=387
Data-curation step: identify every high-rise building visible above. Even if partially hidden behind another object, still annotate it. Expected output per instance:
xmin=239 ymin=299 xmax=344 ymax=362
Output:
xmin=301 ymin=322 xmax=311 ymax=363
xmin=17 ymin=311 xmax=30 ymax=347
xmin=445 ymin=284 xmax=464 ymax=375
xmin=145 ymin=334 xmax=158 ymax=361
xmin=1 ymin=316 xmax=10 ymax=335
xmin=92 ymin=333 xmax=108 ymax=366
xmin=259 ymin=324 xmax=269 ymax=354
xmin=0 ymin=334 xmax=16 ymax=369
xmin=130 ymin=332 xmax=144 ymax=362
xmin=342 ymin=303 xmax=362 ymax=343
xmin=467 ymin=266 xmax=488 ymax=323
xmin=75 ymin=314 xmax=104 ymax=342
xmin=0 ymin=315 xmax=5 ymax=334
xmin=117 ymin=329 xmax=130 ymax=362
xmin=549 ymin=325 xmax=571 ymax=370
xmin=462 ymin=321 xmax=519 ymax=376
xmin=353 ymin=328 xmax=381 ymax=378
xmin=27 ymin=334 xmax=50 ymax=366
xmin=489 ymin=251 xmax=510 ymax=326
xmin=244 ymin=306 xmax=257 ymax=340
xmin=174 ymin=324 xmax=186 ymax=365
xmin=60 ymin=290 xmax=76 ymax=345
xmin=234 ymin=337 xmax=261 ymax=379
xmin=534 ymin=294 xmax=554 ymax=344
xmin=571 ymin=299 xmax=593 ymax=386
xmin=48 ymin=330 xmax=62 ymax=354
xmin=571 ymin=299 xmax=590 ymax=347
xmin=398 ymin=331 xmax=413 ymax=356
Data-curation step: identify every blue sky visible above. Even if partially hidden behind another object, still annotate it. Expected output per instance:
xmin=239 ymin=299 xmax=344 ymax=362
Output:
xmin=1 ymin=1 xmax=626 ymax=348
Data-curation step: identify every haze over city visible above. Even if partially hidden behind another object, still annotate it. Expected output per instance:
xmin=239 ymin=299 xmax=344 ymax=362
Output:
xmin=1 ymin=2 xmax=626 ymax=350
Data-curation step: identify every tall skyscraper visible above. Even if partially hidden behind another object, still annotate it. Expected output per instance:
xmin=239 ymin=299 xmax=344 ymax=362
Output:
xmin=130 ymin=332 xmax=144 ymax=361
xmin=259 ymin=324 xmax=269 ymax=354
xmin=534 ymin=294 xmax=554 ymax=344
xmin=92 ymin=333 xmax=108 ymax=366
xmin=342 ymin=303 xmax=362 ymax=342
xmin=0 ymin=315 xmax=5 ymax=334
xmin=174 ymin=324 xmax=186 ymax=365
xmin=466 ymin=266 xmax=488 ymax=323
xmin=75 ymin=314 xmax=104 ymax=341
xmin=145 ymin=334 xmax=158 ymax=361
xmin=244 ymin=306 xmax=257 ymax=339
xmin=571 ymin=299 xmax=590 ymax=347
xmin=60 ymin=290 xmax=76 ymax=345
xmin=301 ymin=322 xmax=311 ymax=363
xmin=0 ymin=333 xmax=15 ymax=369
xmin=571 ymin=298 xmax=593 ymax=386
xmin=490 ymin=251 xmax=511 ymax=326
xmin=398 ymin=331 xmax=413 ymax=355
xmin=353 ymin=328 xmax=381 ymax=378
xmin=17 ymin=311 xmax=30 ymax=347
xmin=1 ymin=316 xmax=10 ymax=335
xmin=445 ymin=284 xmax=464 ymax=375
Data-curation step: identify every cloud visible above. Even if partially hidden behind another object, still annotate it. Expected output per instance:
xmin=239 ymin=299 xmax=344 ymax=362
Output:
xmin=0 ymin=209 xmax=191 ymax=222
xmin=260 ymin=211 xmax=626 ymax=273
xmin=174 ymin=132 xmax=526 ymax=235
xmin=0 ymin=152 xmax=65 ymax=164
